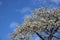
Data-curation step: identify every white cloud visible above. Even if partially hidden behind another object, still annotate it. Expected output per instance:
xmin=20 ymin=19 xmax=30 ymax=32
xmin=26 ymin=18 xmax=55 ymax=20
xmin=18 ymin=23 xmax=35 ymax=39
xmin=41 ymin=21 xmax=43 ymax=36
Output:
xmin=10 ymin=22 xmax=19 ymax=28
xmin=32 ymin=0 xmax=40 ymax=4
xmin=9 ymin=22 xmax=19 ymax=31
xmin=31 ymin=0 xmax=60 ymax=8
xmin=51 ymin=0 xmax=60 ymax=3
xmin=0 ymin=1 xmax=2 ymax=6
xmin=16 ymin=7 xmax=31 ymax=14
xmin=32 ymin=0 xmax=60 ymax=4
xmin=32 ymin=0 xmax=47 ymax=5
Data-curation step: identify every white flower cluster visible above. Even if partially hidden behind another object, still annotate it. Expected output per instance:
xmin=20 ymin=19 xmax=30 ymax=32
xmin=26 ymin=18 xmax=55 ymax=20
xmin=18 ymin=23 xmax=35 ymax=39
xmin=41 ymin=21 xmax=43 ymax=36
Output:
xmin=10 ymin=7 xmax=60 ymax=40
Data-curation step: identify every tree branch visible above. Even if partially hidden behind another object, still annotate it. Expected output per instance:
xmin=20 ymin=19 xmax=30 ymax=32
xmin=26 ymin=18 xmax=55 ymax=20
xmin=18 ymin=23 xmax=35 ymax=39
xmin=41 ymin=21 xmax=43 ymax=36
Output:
xmin=35 ymin=32 xmax=45 ymax=40
xmin=48 ymin=33 xmax=53 ymax=40
xmin=53 ymin=36 xmax=60 ymax=39
xmin=48 ymin=28 xmax=54 ymax=40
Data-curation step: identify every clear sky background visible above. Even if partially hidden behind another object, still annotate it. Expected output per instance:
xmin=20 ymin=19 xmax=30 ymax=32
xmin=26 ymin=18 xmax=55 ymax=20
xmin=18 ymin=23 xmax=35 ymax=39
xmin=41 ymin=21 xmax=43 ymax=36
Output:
xmin=0 ymin=0 xmax=60 ymax=40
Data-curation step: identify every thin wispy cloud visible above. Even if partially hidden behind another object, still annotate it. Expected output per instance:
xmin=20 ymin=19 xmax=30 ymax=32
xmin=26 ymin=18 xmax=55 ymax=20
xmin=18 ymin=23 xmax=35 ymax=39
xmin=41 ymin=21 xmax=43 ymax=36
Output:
xmin=32 ymin=0 xmax=48 ymax=5
xmin=10 ymin=22 xmax=19 ymax=31
xmin=32 ymin=0 xmax=60 ymax=4
xmin=31 ymin=0 xmax=60 ymax=8
xmin=0 ymin=1 xmax=2 ymax=6
xmin=32 ymin=0 xmax=41 ymax=4
xmin=51 ymin=0 xmax=60 ymax=4
xmin=16 ymin=7 xmax=32 ymax=14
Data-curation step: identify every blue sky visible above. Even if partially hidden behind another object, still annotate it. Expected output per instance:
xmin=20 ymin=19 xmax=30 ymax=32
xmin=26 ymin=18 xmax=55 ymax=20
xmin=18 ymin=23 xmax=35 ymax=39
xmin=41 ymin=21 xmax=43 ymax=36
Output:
xmin=0 ymin=0 xmax=60 ymax=40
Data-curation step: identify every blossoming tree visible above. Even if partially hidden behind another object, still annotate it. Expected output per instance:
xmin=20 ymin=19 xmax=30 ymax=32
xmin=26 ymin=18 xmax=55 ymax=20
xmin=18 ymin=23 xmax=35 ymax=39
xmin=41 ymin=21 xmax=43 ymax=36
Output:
xmin=9 ymin=7 xmax=60 ymax=40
